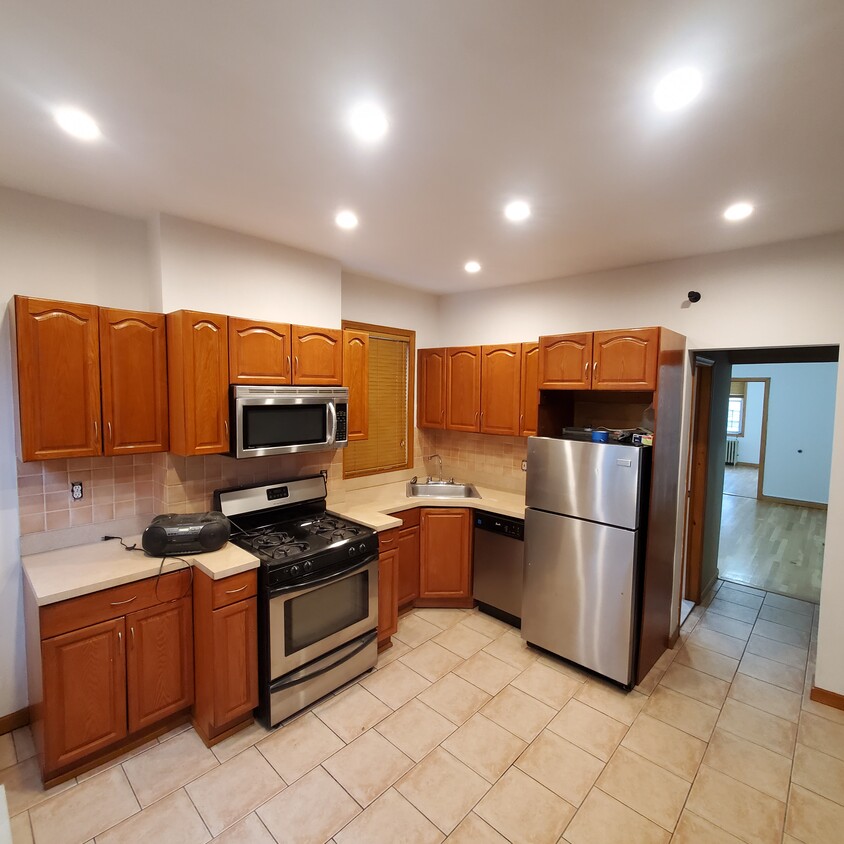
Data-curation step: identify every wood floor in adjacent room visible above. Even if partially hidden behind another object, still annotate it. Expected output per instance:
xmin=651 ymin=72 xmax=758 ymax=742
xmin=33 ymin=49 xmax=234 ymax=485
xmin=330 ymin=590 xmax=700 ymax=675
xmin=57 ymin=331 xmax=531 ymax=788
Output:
xmin=717 ymin=466 xmax=825 ymax=604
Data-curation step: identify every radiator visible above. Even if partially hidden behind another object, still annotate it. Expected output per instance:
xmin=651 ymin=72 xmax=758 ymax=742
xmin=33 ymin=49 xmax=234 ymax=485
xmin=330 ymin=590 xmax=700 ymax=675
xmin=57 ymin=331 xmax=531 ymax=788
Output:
xmin=725 ymin=437 xmax=739 ymax=465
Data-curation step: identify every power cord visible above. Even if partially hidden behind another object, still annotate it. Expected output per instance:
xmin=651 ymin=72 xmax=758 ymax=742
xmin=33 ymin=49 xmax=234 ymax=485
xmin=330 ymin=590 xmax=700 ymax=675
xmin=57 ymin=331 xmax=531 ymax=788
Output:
xmin=101 ymin=535 xmax=193 ymax=603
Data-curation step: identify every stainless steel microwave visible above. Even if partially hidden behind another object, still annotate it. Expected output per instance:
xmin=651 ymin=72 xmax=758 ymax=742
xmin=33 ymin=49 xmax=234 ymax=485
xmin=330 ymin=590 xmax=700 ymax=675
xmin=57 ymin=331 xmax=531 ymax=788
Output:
xmin=230 ymin=385 xmax=348 ymax=458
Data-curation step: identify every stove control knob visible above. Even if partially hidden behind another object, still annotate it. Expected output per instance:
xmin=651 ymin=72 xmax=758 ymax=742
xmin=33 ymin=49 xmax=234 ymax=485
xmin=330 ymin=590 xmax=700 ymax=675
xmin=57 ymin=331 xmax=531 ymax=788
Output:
xmin=303 ymin=561 xmax=312 ymax=573
xmin=348 ymin=547 xmax=356 ymax=557
xmin=289 ymin=565 xmax=300 ymax=577
xmin=358 ymin=543 xmax=366 ymax=554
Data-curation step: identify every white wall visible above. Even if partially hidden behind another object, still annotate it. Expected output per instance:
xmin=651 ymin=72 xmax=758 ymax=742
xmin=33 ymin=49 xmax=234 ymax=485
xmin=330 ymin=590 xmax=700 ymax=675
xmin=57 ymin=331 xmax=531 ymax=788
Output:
xmin=736 ymin=380 xmax=764 ymax=465
xmin=733 ymin=363 xmax=837 ymax=504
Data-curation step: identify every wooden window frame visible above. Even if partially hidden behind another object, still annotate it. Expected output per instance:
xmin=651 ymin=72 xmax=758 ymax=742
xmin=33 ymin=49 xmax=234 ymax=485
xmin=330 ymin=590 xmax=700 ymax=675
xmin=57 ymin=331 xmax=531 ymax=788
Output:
xmin=727 ymin=379 xmax=750 ymax=437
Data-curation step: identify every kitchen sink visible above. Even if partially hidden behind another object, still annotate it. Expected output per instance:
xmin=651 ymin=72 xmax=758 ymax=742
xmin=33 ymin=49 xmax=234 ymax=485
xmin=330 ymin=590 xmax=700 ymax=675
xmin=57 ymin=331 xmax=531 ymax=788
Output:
xmin=406 ymin=479 xmax=481 ymax=498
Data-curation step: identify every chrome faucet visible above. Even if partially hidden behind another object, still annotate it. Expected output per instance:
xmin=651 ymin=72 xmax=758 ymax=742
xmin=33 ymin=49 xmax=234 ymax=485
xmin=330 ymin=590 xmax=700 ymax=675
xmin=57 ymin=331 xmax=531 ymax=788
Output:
xmin=426 ymin=453 xmax=443 ymax=483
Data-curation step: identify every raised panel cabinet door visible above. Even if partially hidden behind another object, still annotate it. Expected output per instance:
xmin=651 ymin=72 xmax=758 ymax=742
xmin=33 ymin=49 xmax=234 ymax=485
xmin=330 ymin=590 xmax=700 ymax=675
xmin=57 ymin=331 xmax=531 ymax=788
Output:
xmin=419 ymin=508 xmax=472 ymax=598
xmin=377 ymin=547 xmax=399 ymax=645
xmin=15 ymin=296 xmax=102 ymax=461
xmin=126 ymin=597 xmax=193 ymax=733
xmin=593 ymin=327 xmax=660 ymax=390
xmin=519 ymin=342 xmax=540 ymax=437
xmin=213 ymin=597 xmax=259 ymax=726
xmin=417 ymin=348 xmax=446 ymax=429
xmin=397 ymin=524 xmax=420 ymax=607
xmin=343 ymin=329 xmax=369 ymax=441
xmin=100 ymin=308 xmax=169 ymax=455
xmin=42 ymin=617 xmax=127 ymax=774
xmin=167 ymin=310 xmax=229 ymax=456
xmin=481 ymin=344 xmax=522 ymax=436
xmin=291 ymin=325 xmax=343 ymax=385
xmin=538 ymin=332 xmax=593 ymax=390
xmin=446 ymin=347 xmax=481 ymax=432
xmin=228 ymin=318 xmax=292 ymax=385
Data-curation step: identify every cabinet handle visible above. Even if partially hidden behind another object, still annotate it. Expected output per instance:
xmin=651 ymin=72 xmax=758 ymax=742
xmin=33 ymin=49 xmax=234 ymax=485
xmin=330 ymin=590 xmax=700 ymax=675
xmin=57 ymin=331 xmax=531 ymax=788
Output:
xmin=224 ymin=419 xmax=229 ymax=436
xmin=117 ymin=630 xmax=122 ymax=648
xmin=225 ymin=584 xmax=248 ymax=595
xmin=110 ymin=595 xmax=137 ymax=607
xmin=286 ymin=354 xmax=291 ymax=375
xmin=93 ymin=419 xmax=98 ymax=439
xmin=130 ymin=626 xmax=135 ymax=645
xmin=294 ymin=355 xmax=299 ymax=374
xmin=584 ymin=362 xmax=589 ymax=374
xmin=440 ymin=410 xmax=444 ymax=421
xmin=107 ymin=421 xmax=112 ymax=441
xmin=520 ymin=413 xmax=524 ymax=428
xmin=593 ymin=361 xmax=598 ymax=375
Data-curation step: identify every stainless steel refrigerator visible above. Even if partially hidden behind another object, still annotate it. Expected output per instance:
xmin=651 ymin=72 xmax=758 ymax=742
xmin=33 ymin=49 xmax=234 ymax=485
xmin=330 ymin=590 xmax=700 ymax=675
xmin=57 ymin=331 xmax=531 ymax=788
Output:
xmin=521 ymin=436 xmax=651 ymax=687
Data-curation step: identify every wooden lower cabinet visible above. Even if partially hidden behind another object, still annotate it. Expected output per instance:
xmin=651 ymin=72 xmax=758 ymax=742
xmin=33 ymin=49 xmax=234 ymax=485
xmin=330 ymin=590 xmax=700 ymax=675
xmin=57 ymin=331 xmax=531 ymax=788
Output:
xmin=377 ymin=544 xmax=399 ymax=647
xmin=397 ymin=511 xmax=420 ymax=608
xmin=418 ymin=508 xmax=473 ymax=601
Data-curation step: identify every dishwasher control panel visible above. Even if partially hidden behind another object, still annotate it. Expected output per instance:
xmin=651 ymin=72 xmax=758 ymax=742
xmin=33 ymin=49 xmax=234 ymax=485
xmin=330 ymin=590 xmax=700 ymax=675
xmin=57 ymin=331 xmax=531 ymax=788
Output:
xmin=474 ymin=511 xmax=524 ymax=541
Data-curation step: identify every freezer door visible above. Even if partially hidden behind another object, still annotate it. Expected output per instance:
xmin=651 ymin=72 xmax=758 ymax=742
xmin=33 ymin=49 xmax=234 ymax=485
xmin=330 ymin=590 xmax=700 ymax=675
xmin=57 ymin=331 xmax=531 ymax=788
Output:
xmin=526 ymin=437 xmax=644 ymax=529
xmin=521 ymin=507 xmax=638 ymax=685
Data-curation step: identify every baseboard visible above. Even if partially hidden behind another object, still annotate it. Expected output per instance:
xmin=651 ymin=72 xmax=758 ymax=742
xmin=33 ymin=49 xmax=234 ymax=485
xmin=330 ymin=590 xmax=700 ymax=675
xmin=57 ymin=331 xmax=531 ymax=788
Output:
xmin=758 ymin=493 xmax=827 ymax=511
xmin=0 ymin=706 xmax=30 ymax=735
xmin=735 ymin=462 xmax=759 ymax=468
xmin=810 ymin=686 xmax=844 ymax=711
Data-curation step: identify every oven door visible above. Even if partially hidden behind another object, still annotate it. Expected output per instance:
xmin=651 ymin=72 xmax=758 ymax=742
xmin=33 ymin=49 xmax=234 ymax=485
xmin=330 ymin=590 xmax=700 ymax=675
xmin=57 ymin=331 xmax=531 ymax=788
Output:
xmin=234 ymin=396 xmax=337 ymax=458
xmin=268 ymin=555 xmax=378 ymax=679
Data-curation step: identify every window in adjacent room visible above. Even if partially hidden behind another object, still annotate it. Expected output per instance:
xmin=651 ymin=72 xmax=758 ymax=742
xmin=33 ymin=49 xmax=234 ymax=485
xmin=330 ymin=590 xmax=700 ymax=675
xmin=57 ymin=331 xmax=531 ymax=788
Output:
xmin=726 ymin=380 xmax=747 ymax=436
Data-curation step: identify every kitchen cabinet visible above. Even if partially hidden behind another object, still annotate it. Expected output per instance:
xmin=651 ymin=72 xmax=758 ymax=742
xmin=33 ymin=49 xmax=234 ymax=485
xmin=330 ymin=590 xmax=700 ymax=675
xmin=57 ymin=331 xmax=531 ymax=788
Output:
xmin=417 ymin=348 xmax=447 ymax=429
xmin=481 ymin=344 xmax=522 ymax=436
xmin=519 ymin=342 xmax=540 ymax=437
xmin=397 ymin=509 xmax=420 ymax=609
xmin=192 ymin=569 xmax=259 ymax=745
xmin=446 ymin=347 xmax=481 ymax=432
xmin=418 ymin=508 xmax=472 ymax=602
xmin=343 ymin=329 xmax=369 ymax=441
xmin=291 ymin=325 xmax=343 ymax=385
xmin=377 ymin=530 xmax=399 ymax=647
xmin=167 ymin=310 xmax=230 ymax=456
xmin=228 ymin=317 xmax=292 ymax=385
xmin=538 ymin=332 xmax=592 ymax=390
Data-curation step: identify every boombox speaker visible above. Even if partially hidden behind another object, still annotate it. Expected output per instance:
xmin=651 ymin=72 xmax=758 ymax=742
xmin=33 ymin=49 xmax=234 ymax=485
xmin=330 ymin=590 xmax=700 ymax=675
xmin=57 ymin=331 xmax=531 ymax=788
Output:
xmin=142 ymin=512 xmax=230 ymax=557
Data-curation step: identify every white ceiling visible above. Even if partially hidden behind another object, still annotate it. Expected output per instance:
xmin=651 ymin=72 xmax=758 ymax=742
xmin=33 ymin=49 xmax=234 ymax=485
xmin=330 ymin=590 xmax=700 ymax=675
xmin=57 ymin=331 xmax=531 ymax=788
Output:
xmin=1 ymin=1 xmax=843 ymax=293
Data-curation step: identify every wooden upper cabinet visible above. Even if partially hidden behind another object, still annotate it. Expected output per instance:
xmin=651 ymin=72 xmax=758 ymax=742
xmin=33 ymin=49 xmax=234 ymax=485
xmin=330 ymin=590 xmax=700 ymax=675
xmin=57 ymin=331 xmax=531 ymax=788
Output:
xmin=100 ymin=308 xmax=169 ymax=455
xmin=343 ymin=329 xmax=369 ymax=441
xmin=228 ymin=318 xmax=291 ymax=385
xmin=480 ymin=344 xmax=522 ymax=436
xmin=520 ymin=342 xmax=540 ymax=437
xmin=291 ymin=325 xmax=343 ymax=385
xmin=538 ymin=332 xmax=593 ymax=390
xmin=419 ymin=508 xmax=472 ymax=598
xmin=592 ymin=327 xmax=660 ymax=390
xmin=167 ymin=310 xmax=229 ymax=456
xmin=417 ymin=348 xmax=446 ymax=429
xmin=446 ymin=347 xmax=481 ymax=432
xmin=15 ymin=296 xmax=102 ymax=461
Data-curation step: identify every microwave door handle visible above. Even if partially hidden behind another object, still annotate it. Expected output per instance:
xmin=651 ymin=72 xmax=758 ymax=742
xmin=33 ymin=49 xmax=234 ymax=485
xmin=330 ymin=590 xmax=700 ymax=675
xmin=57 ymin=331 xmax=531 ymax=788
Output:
xmin=328 ymin=400 xmax=338 ymax=444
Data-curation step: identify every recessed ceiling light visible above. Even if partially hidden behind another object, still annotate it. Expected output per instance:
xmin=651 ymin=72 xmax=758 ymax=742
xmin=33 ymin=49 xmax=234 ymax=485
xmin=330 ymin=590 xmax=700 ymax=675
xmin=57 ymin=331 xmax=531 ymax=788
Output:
xmin=464 ymin=261 xmax=481 ymax=274
xmin=723 ymin=201 xmax=754 ymax=222
xmin=504 ymin=200 xmax=531 ymax=222
xmin=348 ymin=102 xmax=389 ymax=142
xmin=53 ymin=106 xmax=101 ymax=141
xmin=653 ymin=67 xmax=703 ymax=111
xmin=335 ymin=210 xmax=359 ymax=230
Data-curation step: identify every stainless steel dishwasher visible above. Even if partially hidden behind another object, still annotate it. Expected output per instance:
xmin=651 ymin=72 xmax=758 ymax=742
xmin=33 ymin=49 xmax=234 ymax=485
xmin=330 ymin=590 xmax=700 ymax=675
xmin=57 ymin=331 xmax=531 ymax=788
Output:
xmin=472 ymin=511 xmax=525 ymax=624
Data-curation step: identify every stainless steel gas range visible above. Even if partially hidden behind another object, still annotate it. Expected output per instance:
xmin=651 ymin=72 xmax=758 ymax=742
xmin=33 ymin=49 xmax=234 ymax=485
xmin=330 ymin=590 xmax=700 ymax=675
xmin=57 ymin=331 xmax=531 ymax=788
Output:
xmin=214 ymin=475 xmax=378 ymax=727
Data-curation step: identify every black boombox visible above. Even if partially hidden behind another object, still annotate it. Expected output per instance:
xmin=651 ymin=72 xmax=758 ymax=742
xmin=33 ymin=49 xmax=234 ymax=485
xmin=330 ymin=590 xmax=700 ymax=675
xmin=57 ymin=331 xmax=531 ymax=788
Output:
xmin=141 ymin=512 xmax=230 ymax=557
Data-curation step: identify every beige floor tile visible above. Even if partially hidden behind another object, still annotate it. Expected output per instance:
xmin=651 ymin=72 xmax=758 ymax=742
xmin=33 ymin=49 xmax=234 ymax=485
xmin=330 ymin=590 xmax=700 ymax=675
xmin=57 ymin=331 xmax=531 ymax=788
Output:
xmin=574 ymin=680 xmax=647 ymax=726
xmin=746 ymin=633 xmax=808 ymax=670
xmin=763 ymin=593 xmax=814 ymax=616
xmin=753 ymin=618 xmax=810 ymax=648
xmin=418 ymin=674 xmax=491 ymax=725
xmin=475 ymin=768 xmax=575 ymax=844
xmin=515 ymin=730 xmax=603 ymax=807
xmin=699 ymin=611 xmax=754 ymax=641
xmin=785 ymin=782 xmax=844 ymax=843
xmin=547 ymin=699 xmax=628 ymax=762
xmin=185 ymin=746 xmax=284 ymax=836
xmin=257 ymin=711 xmax=344 ymax=783
xmin=728 ymin=672 xmax=802 ymax=723
xmin=798 ymin=710 xmax=844 ymax=761
xmin=536 ymin=653 xmax=591 ymax=684
xmin=792 ymin=743 xmax=844 ymax=806
xmin=562 ymin=787 xmax=669 ymax=844
xmin=374 ymin=638 xmax=410 ymax=669
xmin=9 ymin=812 xmax=33 ymax=844
xmin=480 ymin=685 xmax=556 ymax=742
xmin=323 ymin=730 xmax=413 ymax=807
xmin=211 ymin=721 xmax=274 ymax=765
xmin=461 ymin=611 xmax=513 ymax=640
xmin=482 ymin=632 xmax=539 ymax=670
xmin=396 ymin=747 xmax=490 ymax=834
xmin=360 ymin=660 xmax=430 ymax=709
xmin=29 ymin=767 xmax=139 ymax=844
xmin=703 ymin=728 xmax=792 ymax=801
xmin=642 ymin=686 xmax=719 ymax=741
xmin=452 ymin=651 xmax=520 ymax=695
xmin=394 ymin=614 xmax=441 ymax=648
xmin=595 ymin=746 xmax=688 ymax=831
xmin=659 ymin=662 xmax=730 ymax=708
xmin=758 ymin=604 xmax=812 ymax=632
xmin=0 ymin=757 xmax=76 ymax=816
xmin=12 ymin=728 xmax=35 ymax=763
xmin=717 ymin=698 xmax=797 ymax=757
xmin=399 ymin=641 xmax=464 ymax=682
xmin=633 ymin=664 xmax=666 ymax=696
xmin=620 ymin=713 xmax=705 ymax=781
xmin=314 ymin=685 xmax=392 ymax=742
xmin=210 ymin=812 xmax=275 ymax=844
xmin=675 ymin=643 xmax=739 ymax=682
xmin=95 ymin=789 xmax=210 ymax=844
xmin=800 ymin=693 xmax=844 ymax=726
xmin=256 ymin=765 xmax=360 ymax=844
xmin=687 ymin=765 xmax=785 ymax=844
xmin=432 ymin=623 xmax=493 ymax=659
xmin=375 ymin=698 xmax=456 ymax=762
xmin=672 ymin=810 xmax=745 ymax=843
xmin=414 ymin=608 xmax=470 ymax=630
xmin=444 ymin=811 xmax=508 ymax=842
xmin=0 ymin=733 xmax=16 ymax=771
xmin=441 ymin=713 xmax=526 ymax=783
xmin=122 ymin=729 xmax=218 ymax=807
xmin=510 ymin=662 xmax=580 ymax=709
xmin=707 ymin=598 xmax=759 ymax=624
xmin=717 ymin=587 xmax=765 ymax=610
xmin=719 ymin=581 xmax=765 ymax=597
xmin=334 ymin=788 xmax=444 ymax=844
xmin=738 ymin=652 xmax=804 ymax=693
xmin=688 ymin=626 xmax=747 ymax=660
xmin=156 ymin=721 xmax=193 ymax=743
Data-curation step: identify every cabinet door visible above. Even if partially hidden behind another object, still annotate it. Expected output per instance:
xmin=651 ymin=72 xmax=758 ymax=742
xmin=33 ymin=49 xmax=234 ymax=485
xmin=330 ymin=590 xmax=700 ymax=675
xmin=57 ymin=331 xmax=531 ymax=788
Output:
xmin=291 ymin=325 xmax=343 ymax=385
xmin=538 ymin=332 xmax=593 ymax=390
xmin=343 ymin=329 xmax=369 ymax=441
xmin=481 ymin=344 xmax=521 ymax=436
xmin=126 ymin=597 xmax=193 ymax=733
xmin=100 ymin=308 xmax=169 ymax=455
xmin=167 ymin=310 xmax=229 ymax=456
xmin=519 ymin=342 xmax=540 ymax=437
xmin=397 ymin=523 xmax=420 ymax=608
xmin=15 ymin=296 xmax=101 ymax=461
xmin=213 ymin=598 xmax=259 ymax=726
xmin=592 ymin=327 xmax=660 ymax=390
xmin=446 ymin=347 xmax=481 ymax=432
xmin=378 ymin=547 xmax=399 ymax=645
xmin=42 ymin=617 xmax=126 ymax=773
xmin=419 ymin=508 xmax=472 ymax=598
xmin=228 ymin=318 xmax=292 ymax=385
xmin=417 ymin=348 xmax=446 ymax=429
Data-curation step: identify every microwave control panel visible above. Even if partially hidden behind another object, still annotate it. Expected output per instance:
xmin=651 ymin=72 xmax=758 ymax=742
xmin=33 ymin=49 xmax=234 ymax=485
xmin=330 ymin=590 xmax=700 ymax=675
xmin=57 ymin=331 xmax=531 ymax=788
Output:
xmin=336 ymin=403 xmax=348 ymax=442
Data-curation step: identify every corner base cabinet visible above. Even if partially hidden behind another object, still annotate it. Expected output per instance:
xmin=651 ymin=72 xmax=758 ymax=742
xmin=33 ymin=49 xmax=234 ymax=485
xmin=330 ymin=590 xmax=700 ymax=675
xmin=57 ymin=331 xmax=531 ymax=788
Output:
xmin=418 ymin=508 xmax=473 ymax=604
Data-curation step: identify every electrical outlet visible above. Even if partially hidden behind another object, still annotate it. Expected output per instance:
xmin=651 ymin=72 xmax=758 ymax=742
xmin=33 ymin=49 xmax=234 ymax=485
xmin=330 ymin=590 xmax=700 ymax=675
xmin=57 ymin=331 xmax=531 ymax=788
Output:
xmin=70 ymin=481 xmax=83 ymax=500
xmin=320 ymin=469 xmax=328 ymax=480
xmin=521 ymin=460 xmax=527 ymax=472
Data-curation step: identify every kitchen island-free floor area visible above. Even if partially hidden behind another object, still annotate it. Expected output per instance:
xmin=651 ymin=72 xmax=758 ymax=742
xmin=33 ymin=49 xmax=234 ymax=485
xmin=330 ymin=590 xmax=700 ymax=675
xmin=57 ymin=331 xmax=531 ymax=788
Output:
xmin=1 ymin=583 xmax=840 ymax=844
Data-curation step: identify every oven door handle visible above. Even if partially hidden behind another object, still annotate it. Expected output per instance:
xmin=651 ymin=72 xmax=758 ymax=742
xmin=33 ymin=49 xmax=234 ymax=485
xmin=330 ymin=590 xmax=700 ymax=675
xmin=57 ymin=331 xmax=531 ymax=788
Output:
xmin=267 ymin=553 xmax=377 ymax=597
